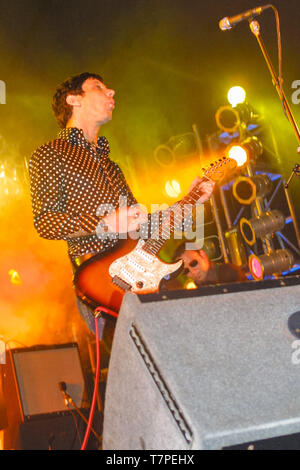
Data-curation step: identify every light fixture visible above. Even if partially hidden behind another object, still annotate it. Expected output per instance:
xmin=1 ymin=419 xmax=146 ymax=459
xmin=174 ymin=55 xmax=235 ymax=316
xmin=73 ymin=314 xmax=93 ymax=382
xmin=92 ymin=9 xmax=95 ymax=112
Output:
xmin=216 ymin=102 xmax=260 ymax=134
xmin=184 ymin=280 xmax=197 ymax=290
xmin=227 ymin=86 xmax=246 ymax=107
xmin=165 ymin=180 xmax=181 ymax=198
xmin=232 ymin=174 xmax=272 ymax=205
xmin=215 ymin=105 xmax=241 ymax=133
xmin=249 ymin=249 xmax=294 ymax=280
xmin=154 ymin=133 xmax=197 ymax=168
xmin=8 ymin=269 xmax=22 ymax=285
xmin=226 ymin=136 xmax=263 ymax=167
xmin=240 ymin=210 xmax=286 ymax=246
xmin=0 ymin=164 xmax=5 ymax=179
xmin=227 ymin=145 xmax=248 ymax=167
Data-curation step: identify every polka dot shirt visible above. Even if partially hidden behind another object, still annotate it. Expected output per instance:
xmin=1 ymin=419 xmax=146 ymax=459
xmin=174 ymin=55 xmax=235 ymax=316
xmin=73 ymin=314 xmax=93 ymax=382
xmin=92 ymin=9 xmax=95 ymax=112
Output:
xmin=29 ymin=127 xmax=137 ymax=259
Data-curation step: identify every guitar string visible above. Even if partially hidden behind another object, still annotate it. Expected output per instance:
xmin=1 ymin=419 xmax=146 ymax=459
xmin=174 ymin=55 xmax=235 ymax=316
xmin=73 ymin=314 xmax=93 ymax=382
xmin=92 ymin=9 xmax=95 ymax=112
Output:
xmin=142 ymin=185 xmax=207 ymax=255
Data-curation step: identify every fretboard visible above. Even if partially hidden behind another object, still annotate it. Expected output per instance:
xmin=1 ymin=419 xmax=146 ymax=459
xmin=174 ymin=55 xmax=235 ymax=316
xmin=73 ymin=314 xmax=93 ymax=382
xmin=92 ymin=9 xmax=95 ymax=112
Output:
xmin=142 ymin=176 xmax=209 ymax=256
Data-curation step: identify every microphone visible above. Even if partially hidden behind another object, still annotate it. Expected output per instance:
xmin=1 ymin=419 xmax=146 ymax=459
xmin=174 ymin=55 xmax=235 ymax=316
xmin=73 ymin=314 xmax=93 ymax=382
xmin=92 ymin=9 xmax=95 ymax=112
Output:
xmin=219 ymin=5 xmax=270 ymax=31
xmin=58 ymin=381 xmax=67 ymax=393
xmin=58 ymin=381 xmax=69 ymax=405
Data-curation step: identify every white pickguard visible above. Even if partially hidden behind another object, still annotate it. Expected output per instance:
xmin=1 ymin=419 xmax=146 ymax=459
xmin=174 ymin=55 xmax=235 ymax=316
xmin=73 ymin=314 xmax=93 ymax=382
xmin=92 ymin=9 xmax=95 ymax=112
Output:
xmin=109 ymin=239 xmax=183 ymax=294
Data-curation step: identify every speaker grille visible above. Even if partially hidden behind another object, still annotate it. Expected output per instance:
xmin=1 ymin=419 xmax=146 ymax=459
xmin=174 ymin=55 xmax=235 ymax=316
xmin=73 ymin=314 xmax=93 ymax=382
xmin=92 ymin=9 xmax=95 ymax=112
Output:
xmin=11 ymin=343 xmax=87 ymax=419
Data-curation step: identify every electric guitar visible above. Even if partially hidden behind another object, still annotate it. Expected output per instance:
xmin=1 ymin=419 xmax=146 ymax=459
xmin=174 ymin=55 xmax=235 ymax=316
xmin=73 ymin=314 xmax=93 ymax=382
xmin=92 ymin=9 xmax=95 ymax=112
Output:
xmin=74 ymin=156 xmax=237 ymax=318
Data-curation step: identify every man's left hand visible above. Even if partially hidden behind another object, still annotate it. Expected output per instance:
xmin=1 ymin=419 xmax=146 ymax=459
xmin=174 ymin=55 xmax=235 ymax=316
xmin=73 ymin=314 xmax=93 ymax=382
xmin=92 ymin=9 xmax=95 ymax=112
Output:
xmin=188 ymin=176 xmax=215 ymax=203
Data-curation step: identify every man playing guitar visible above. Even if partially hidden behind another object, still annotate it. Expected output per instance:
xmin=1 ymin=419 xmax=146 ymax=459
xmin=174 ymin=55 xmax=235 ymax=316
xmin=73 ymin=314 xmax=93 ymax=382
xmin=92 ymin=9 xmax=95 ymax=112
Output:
xmin=29 ymin=72 xmax=215 ymax=332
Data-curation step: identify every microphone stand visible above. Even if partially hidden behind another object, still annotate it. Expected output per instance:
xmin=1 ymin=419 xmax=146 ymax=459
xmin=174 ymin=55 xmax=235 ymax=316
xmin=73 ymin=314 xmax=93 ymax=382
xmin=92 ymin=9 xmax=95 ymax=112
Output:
xmin=248 ymin=19 xmax=300 ymax=249
xmin=248 ymin=19 xmax=300 ymax=146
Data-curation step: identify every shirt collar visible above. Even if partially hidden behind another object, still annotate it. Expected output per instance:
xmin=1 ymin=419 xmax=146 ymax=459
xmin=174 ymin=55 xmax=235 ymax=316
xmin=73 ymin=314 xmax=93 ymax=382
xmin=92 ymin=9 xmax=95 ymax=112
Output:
xmin=58 ymin=127 xmax=110 ymax=157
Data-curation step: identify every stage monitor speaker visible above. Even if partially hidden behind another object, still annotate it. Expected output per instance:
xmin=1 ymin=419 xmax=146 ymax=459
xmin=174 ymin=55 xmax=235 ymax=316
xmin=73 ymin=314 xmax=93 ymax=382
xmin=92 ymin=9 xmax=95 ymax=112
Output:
xmin=103 ymin=276 xmax=300 ymax=450
xmin=3 ymin=342 xmax=89 ymax=449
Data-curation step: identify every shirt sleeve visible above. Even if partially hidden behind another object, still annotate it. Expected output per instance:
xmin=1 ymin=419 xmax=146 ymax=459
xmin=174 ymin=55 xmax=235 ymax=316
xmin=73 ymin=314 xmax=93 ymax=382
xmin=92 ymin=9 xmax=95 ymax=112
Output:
xmin=29 ymin=144 xmax=102 ymax=240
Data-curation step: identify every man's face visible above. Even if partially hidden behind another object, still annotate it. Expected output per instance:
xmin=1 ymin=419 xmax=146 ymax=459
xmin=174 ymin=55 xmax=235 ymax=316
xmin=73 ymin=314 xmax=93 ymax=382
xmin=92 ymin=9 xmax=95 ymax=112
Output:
xmin=181 ymin=249 xmax=211 ymax=283
xmin=71 ymin=78 xmax=115 ymax=125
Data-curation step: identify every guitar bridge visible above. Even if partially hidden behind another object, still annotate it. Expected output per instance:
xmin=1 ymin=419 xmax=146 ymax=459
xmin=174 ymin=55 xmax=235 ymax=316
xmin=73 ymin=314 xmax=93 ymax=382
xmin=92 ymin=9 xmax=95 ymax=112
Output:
xmin=112 ymin=275 xmax=132 ymax=292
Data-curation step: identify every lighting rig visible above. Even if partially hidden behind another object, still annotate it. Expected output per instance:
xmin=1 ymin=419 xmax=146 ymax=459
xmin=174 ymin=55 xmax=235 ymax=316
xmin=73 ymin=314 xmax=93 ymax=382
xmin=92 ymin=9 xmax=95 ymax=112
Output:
xmin=211 ymin=87 xmax=300 ymax=280
xmin=150 ymin=85 xmax=299 ymax=282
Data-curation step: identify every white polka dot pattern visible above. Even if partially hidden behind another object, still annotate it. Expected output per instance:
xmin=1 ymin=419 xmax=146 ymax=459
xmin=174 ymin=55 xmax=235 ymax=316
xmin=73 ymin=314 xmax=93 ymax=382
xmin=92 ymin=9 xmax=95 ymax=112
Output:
xmin=29 ymin=127 xmax=137 ymax=258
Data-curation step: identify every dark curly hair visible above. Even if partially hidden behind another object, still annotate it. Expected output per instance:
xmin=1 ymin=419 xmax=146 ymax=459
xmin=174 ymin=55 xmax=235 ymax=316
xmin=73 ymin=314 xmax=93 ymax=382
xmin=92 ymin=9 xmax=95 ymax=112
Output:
xmin=52 ymin=72 xmax=103 ymax=129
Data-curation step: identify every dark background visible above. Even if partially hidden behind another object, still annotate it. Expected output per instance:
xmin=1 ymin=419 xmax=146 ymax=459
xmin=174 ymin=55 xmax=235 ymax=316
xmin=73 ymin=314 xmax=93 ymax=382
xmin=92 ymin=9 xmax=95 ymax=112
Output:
xmin=0 ymin=0 xmax=300 ymax=182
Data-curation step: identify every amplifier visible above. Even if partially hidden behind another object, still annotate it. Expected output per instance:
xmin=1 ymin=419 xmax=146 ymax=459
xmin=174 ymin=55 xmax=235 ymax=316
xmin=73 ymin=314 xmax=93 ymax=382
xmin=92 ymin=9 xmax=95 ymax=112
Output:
xmin=3 ymin=342 xmax=89 ymax=449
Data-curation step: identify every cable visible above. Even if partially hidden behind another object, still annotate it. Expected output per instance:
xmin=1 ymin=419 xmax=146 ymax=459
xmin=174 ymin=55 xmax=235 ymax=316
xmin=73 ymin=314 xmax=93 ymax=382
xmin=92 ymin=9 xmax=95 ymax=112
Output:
xmin=80 ymin=314 xmax=101 ymax=450
xmin=95 ymin=305 xmax=118 ymax=319
xmin=67 ymin=404 xmax=82 ymax=450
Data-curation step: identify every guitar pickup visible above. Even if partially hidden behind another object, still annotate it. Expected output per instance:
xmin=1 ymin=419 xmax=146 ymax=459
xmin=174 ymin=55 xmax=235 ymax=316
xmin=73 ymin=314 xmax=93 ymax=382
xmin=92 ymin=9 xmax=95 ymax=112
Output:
xmin=112 ymin=275 xmax=132 ymax=292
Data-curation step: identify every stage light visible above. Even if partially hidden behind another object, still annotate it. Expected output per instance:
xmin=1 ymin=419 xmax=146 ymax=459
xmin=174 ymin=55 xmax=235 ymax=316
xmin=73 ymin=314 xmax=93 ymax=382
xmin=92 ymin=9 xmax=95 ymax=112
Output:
xmin=227 ymin=86 xmax=246 ymax=107
xmin=240 ymin=210 xmax=285 ymax=246
xmin=215 ymin=105 xmax=240 ymax=133
xmin=165 ymin=180 xmax=181 ymax=198
xmin=227 ymin=136 xmax=263 ymax=167
xmin=233 ymin=174 xmax=272 ymax=205
xmin=0 ymin=164 xmax=5 ymax=179
xmin=249 ymin=249 xmax=294 ymax=280
xmin=227 ymin=145 xmax=248 ymax=167
xmin=8 ymin=269 xmax=22 ymax=285
xmin=154 ymin=133 xmax=198 ymax=168
xmin=216 ymin=101 xmax=260 ymax=134
xmin=184 ymin=280 xmax=197 ymax=290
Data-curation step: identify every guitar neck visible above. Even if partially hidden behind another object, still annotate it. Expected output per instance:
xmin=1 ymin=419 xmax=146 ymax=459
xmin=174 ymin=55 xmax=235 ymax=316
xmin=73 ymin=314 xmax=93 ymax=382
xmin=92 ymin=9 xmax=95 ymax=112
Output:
xmin=141 ymin=155 xmax=235 ymax=256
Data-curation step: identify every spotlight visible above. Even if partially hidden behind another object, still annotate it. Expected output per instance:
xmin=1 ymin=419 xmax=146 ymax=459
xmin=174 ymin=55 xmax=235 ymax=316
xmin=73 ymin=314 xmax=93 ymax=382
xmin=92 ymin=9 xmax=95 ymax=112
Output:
xmin=216 ymin=103 xmax=260 ymax=133
xmin=240 ymin=210 xmax=285 ymax=246
xmin=228 ymin=145 xmax=248 ymax=167
xmin=215 ymin=105 xmax=240 ymax=133
xmin=227 ymin=86 xmax=246 ymax=107
xmin=227 ymin=136 xmax=263 ymax=167
xmin=233 ymin=174 xmax=272 ymax=205
xmin=249 ymin=249 xmax=294 ymax=280
xmin=8 ymin=269 xmax=22 ymax=285
xmin=165 ymin=180 xmax=181 ymax=198
xmin=184 ymin=280 xmax=197 ymax=290
xmin=154 ymin=133 xmax=197 ymax=168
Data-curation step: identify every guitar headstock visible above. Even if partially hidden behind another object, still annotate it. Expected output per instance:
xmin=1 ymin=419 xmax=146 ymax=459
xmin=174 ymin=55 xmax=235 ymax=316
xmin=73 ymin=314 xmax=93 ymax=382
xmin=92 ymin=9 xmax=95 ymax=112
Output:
xmin=202 ymin=156 xmax=237 ymax=183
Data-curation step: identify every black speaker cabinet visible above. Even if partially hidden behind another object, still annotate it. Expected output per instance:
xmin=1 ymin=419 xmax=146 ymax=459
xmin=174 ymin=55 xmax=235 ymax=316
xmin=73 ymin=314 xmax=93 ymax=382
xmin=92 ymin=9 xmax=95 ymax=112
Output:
xmin=3 ymin=342 xmax=90 ymax=449
xmin=103 ymin=276 xmax=300 ymax=450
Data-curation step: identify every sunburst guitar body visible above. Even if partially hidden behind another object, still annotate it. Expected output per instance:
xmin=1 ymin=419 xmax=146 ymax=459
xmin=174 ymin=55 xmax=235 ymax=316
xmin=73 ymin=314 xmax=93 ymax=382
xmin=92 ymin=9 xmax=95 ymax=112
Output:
xmin=74 ymin=238 xmax=182 ymax=315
